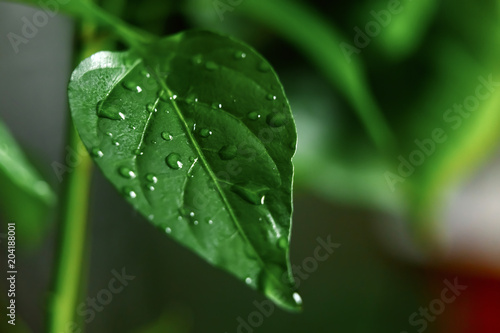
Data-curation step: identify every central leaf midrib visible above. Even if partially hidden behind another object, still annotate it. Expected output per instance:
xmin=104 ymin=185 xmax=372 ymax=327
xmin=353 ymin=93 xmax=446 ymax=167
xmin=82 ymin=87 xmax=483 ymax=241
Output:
xmin=153 ymin=69 xmax=283 ymax=285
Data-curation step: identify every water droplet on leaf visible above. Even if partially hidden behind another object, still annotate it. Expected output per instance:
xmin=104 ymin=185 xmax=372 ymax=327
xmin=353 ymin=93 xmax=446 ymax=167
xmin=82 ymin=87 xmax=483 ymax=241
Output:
xmin=158 ymin=90 xmax=169 ymax=102
xmin=200 ymin=128 xmax=212 ymax=138
xmin=166 ymin=153 xmax=183 ymax=169
xmin=123 ymin=187 xmax=137 ymax=198
xmin=218 ymin=145 xmax=238 ymax=160
xmin=231 ymin=183 xmax=269 ymax=205
xmin=234 ymin=50 xmax=247 ymax=59
xmin=161 ymin=131 xmax=173 ymax=141
xmin=247 ymin=111 xmax=260 ymax=120
xmin=191 ymin=54 xmax=203 ymax=65
xmin=293 ymin=292 xmax=302 ymax=305
xmin=277 ymin=237 xmax=287 ymax=249
xmin=91 ymin=148 xmax=103 ymax=158
xmin=118 ymin=166 xmax=136 ymax=179
xmin=96 ymin=100 xmax=125 ymax=120
xmin=205 ymin=61 xmax=218 ymax=71
xmin=145 ymin=173 xmax=158 ymax=183
xmin=258 ymin=61 xmax=271 ymax=72
xmin=123 ymin=81 xmax=142 ymax=92
xmin=146 ymin=103 xmax=156 ymax=113
xmin=267 ymin=113 xmax=286 ymax=127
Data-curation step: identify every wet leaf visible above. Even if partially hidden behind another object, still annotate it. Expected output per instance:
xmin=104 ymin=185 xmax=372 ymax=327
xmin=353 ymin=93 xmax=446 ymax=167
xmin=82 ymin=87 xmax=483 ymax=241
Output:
xmin=69 ymin=30 xmax=300 ymax=311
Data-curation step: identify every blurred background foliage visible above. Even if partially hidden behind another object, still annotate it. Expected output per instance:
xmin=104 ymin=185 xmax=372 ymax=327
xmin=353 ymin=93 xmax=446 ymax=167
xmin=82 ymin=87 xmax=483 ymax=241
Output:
xmin=1 ymin=0 xmax=500 ymax=332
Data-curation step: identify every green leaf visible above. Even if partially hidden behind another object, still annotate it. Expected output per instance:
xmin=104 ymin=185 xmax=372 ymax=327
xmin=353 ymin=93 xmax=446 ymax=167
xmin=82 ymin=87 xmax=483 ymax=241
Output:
xmin=0 ymin=119 xmax=55 ymax=205
xmin=68 ymin=30 xmax=300 ymax=311
xmin=0 ymin=120 xmax=55 ymax=248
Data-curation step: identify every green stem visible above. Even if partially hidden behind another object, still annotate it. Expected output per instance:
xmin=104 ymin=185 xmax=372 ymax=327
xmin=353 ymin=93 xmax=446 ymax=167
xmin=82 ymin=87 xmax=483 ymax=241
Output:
xmin=10 ymin=0 xmax=157 ymax=48
xmin=46 ymin=14 xmax=110 ymax=333
xmin=47 ymin=122 xmax=92 ymax=333
xmin=76 ymin=0 xmax=157 ymax=48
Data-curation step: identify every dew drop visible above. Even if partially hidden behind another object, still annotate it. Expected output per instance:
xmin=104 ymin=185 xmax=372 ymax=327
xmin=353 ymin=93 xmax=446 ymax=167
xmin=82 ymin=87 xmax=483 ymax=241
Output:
xmin=91 ymin=148 xmax=103 ymax=158
xmin=145 ymin=173 xmax=158 ymax=183
xmin=218 ymin=145 xmax=238 ymax=160
xmin=133 ymin=149 xmax=143 ymax=156
xmin=258 ymin=61 xmax=271 ymax=72
xmin=161 ymin=131 xmax=173 ymax=141
xmin=147 ymin=185 xmax=155 ymax=191
xmin=191 ymin=54 xmax=203 ymax=65
xmin=158 ymin=90 xmax=169 ymax=102
xmin=247 ymin=111 xmax=260 ymax=120
xmin=234 ymin=50 xmax=247 ymax=59
xmin=96 ymin=100 xmax=125 ymax=120
xmin=151 ymin=140 xmax=157 ymax=145
xmin=185 ymin=93 xmax=198 ymax=105
xmin=193 ymin=220 xmax=199 ymax=225
xmin=211 ymin=102 xmax=222 ymax=109
xmin=277 ymin=237 xmax=287 ymax=249
xmin=166 ymin=153 xmax=183 ymax=169
xmin=199 ymin=128 xmax=212 ymax=138
xmin=140 ymin=69 xmax=151 ymax=78
xmin=293 ymin=292 xmax=303 ymax=305
xmin=205 ymin=61 xmax=218 ymax=71
xmin=106 ymin=132 xmax=113 ymax=137
xmin=189 ymin=211 xmax=195 ymax=217
xmin=118 ymin=166 xmax=136 ymax=179
xmin=146 ymin=103 xmax=156 ymax=113
xmin=165 ymin=227 xmax=172 ymax=234
xmin=266 ymin=94 xmax=277 ymax=101
xmin=123 ymin=81 xmax=142 ymax=92
xmin=189 ymin=156 xmax=196 ymax=163
xmin=267 ymin=113 xmax=286 ymax=127
xmin=112 ymin=140 xmax=120 ymax=146
xmin=231 ymin=183 xmax=268 ymax=205
xmin=123 ymin=187 xmax=137 ymax=198
xmin=245 ymin=277 xmax=252 ymax=285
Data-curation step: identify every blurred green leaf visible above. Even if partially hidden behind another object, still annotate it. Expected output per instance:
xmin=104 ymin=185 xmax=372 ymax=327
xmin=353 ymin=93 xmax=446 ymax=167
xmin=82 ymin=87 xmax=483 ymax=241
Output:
xmin=69 ymin=30 xmax=301 ymax=311
xmin=238 ymin=0 xmax=395 ymax=152
xmin=0 ymin=120 xmax=55 ymax=205
xmin=0 ymin=120 xmax=54 ymax=248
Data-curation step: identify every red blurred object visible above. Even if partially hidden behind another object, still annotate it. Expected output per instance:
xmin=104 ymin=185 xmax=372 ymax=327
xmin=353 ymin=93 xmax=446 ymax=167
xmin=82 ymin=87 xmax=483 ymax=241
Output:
xmin=434 ymin=272 xmax=500 ymax=333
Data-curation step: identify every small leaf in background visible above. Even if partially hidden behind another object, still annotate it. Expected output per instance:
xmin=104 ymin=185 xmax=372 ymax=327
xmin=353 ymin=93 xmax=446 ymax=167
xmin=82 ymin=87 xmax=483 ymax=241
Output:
xmin=0 ymin=119 xmax=55 ymax=248
xmin=0 ymin=119 xmax=55 ymax=205
xmin=69 ymin=30 xmax=300 ymax=311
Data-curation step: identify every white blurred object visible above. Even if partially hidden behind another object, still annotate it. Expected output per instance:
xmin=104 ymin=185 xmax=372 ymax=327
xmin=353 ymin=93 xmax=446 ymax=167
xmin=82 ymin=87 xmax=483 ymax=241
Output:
xmin=439 ymin=147 xmax=500 ymax=271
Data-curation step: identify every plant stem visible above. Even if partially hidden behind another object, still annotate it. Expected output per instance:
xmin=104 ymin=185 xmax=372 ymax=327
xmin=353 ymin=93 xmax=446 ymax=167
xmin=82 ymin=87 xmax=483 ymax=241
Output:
xmin=46 ymin=16 xmax=107 ymax=333
xmin=11 ymin=0 xmax=157 ymax=49
xmin=47 ymin=122 xmax=92 ymax=333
